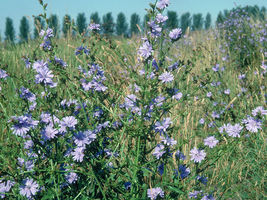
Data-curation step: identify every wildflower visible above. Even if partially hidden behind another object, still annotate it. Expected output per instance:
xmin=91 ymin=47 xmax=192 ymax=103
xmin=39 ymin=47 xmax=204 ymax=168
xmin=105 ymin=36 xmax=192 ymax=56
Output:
xmin=224 ymin=89 xmax=230 ymax=95
xmin=156 ymin=14 xmax=168 ymax=23
xmin=153 ymin=95 xmax=165 ymax=107
xmin=54 ymin=56 xmax=67 ymax=67
xmin=211 ymin=111 xmax=220 ymax=119
xmin=148 ymin=20 xmax=162 ymax=37
xmin=18 ymin=157 xmax=34 ymax=171
xmin=147 ymin=187 xmax=164 ymax=200
xmin=160 ymin=135 xmax=177 ymax=146
xmin=74 ymin=130 xmax=96 ymax=147
xmin=175 ymin=150 xmax=186 ymax=160
xmin=124 ymin=182 xmax=131 ymax=190
xmin=242 ymin=116 xmax=262 ymax=133
xmin=204 ymin=136 xmax=219 ymax=148
xmin=71 ymin=147 xmax=85 ymax=162
xmin=159 ymin=72 xmax=174 ymax=83
xmin=155 ymin=118 xmax=172 ymax=133
xmin=19 ymin=87 xmax=36 ymax=102
xmin=201 ymin=194 xmax=215 ymax=200
xmin=124 ymin=94 xmax=138 ymax=110
xmin=212 ymin=64 xmax=220 ymax=72
xmin=41 ymin=125 xmax=58 ymax=141
xmin=24 ymin=140 xmax=34 ymax=149
xmin=88 ymin=23 xmax=101 ymax=30
xmin=207 ymin=92 xmax=212 ymax=97
xmin=196 ymin=176 xmax=208 ymax=185
xmin=238 ymin=74 xmax=246 ymax=79
xmin=10 ymin=115 xmax=39 ymax=137
xmin=40 ymin=39 xmax=52 ymax=51
xmin=252 ymin=106 xmax=267 ymax=116
xmin=158 ymin=163 xmax=164 ymax=176
xmin=178 ymin=165 xmax=190 ymax=179
xmin=156 ymin=0 xmax=169 ymax=10
xmin=22 ymin=57 xmax=31 ymax=68
xmin=60 ymin=116 xmax=78 ymax=129
xmin=40 ymin=112 xmax=54 ymax=124
xmin=39 ymin=28 xmax=54 ymax=40
xmin=208 ymin=121 xmax=215 ymax=128
xmin=190 ymin=147 xmax=206 ymax=163
xmin=39 ymin=28 xmax=54 ymax=51
xmin=153 ymin=144 xmax=166 ymax=159
xmin=138 ymin=41 xmax=153 ymax=59
xmin=199 ymin=118 xmax=205 ymax=124
xmin=169 ymin=28 xmax=182 ymax=41
xmin=75 ymin=45 xmax=90 ymax=55
xmin=172 ymin=92 xmax=183 ymax=100
xmin=168 ymin=62 xmax=179 ymax=71
xmin=0 ymin=69 xmax=8 ymax=79
xmin=19 ymin=178 xmax=39 ymax=198
xmin=32 ymin=60 xmax=49 ymax=71
xmin=35 ymin=67 xmax=57 ymax=88
xmin=65 ymin=172 xmax=78 ymax=184
xmin=225 ymin=123 xmax=243 ymax=137
xmin=189 ymin=190 xmax=202 ymax=199
xmin=0 ymin=180 xmax=14 ymax=199
xmin=152 ymin=59 xmax=159 ymax=71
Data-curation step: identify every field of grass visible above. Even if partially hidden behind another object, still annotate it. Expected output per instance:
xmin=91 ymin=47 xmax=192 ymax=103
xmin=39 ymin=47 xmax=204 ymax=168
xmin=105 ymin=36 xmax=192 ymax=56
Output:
xmin=0 ymin=1 xmax=266 ymax=199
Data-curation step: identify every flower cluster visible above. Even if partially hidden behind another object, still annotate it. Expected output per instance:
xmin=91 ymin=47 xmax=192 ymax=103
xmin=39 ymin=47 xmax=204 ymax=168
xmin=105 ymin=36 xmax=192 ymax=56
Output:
xmin=40 ymin=28 xmax=54 ymax=51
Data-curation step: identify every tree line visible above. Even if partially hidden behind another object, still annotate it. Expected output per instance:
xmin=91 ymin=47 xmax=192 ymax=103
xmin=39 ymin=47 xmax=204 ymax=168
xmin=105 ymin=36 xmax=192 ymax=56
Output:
xmin=2 ymin=4 xmax=266 ymax=43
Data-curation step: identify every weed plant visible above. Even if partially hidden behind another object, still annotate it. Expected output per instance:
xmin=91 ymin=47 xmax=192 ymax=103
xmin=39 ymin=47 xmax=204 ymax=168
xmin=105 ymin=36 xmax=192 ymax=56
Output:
xmin=0 ymin=0 xmax=266 ymax=199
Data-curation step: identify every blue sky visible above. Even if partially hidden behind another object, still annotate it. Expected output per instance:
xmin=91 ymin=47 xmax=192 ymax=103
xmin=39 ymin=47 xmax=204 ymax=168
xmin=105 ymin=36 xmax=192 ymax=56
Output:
xmin=0 ymin=0 xmax=266 ymax=39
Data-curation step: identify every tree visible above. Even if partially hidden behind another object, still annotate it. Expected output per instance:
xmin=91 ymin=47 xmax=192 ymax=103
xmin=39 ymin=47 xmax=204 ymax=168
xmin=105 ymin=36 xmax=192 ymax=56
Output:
xmin=33 ymin=16 xmax=45 ymax=39
xmin=19 ymin=16 xmax=30 ymax=42
xmin=205 ymin=13 xmax=212 ymax=30
xmin=260 ymin=6 xmax=266 ymax=20
xmin=102 ymin=12 xmax=115 ymax=35
xmin=216 ymin=11 xmax=224 ymax=25
xmin=180 ymin=12 xmax=191 ymax=33
xmin=48 ymin=14 xmax=59 ymax=37
xmin=116 ymin=12 xmax=128 ymax=36
xmin=130 ymin=13 xmax=140 ymax=36
xmin=5 ymin=17 xmax=15 ymax=42
xmin=90 ymin=12 xmax=101 ymax=24
xmin=166 ymin=11 xmax=178 ymax=30
xmin=62 ymin=15 xmax=71 ymax=37
xmin=192 ymin=13 xmax=203 ymax=31
xmin=223 ymin=9 xmax=230 ymax=19
xmin=77 ymin=13 xmax=87 ymax=34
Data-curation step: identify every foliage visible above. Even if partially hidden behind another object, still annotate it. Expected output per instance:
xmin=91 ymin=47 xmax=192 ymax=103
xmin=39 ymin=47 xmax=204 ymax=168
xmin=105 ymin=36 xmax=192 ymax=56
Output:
xmin=76 ymin=13 xmax=87 ymax=35
xmin=102 ymin=12 xmax=115 ymax=35
xmin=192 ymin=13 xmax=203 ymax=31
xmin=19 ymin=16 xmax=30 ymax=42
xmin=130 ymin=13 xmax=140 ymax=36
xmin=90 ymin=12 xmax=101 ymax=24
xmin=48 ymin=14 xmax=59 ymax=37
xmin=204 ymin=13 xmax=211 ymax=30
xmin=4 ymin=17 xmax=15 ymax=42
xmin=180 ymin=12 xmax=191 ymax=33
xmin=166 ymin=11 xmax=178 ymax=30
xmin=217 ymin=7 xmax=266 ymax=68
xmin=62 ymin=14 xmax=71 ymax=37
xmin=116 ymin=12 xmax=128 ymax=36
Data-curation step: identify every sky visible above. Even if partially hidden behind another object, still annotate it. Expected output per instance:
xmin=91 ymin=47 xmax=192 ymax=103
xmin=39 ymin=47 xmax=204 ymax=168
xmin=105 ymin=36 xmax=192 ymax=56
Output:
xmin=0 ymin=0 xmax=266 ymax=39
